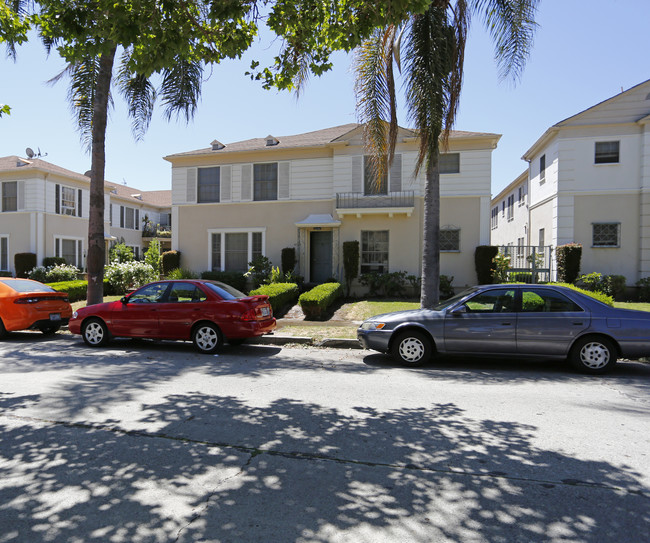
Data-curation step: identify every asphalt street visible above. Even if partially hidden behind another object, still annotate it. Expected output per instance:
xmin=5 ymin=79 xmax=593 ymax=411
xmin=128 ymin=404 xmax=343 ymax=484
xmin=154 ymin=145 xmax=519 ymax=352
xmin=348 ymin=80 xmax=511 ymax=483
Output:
xmin=0 ymin=332 xmax=649 ymax=542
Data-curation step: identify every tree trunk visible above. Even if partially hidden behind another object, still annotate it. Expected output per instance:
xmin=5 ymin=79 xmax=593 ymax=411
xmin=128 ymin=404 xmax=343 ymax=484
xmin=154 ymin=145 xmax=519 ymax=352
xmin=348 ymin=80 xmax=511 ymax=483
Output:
xmin=420 ymin=148 xmax=440 ymax=309
xmin=86 ymin=47 xmax=116 ymax=306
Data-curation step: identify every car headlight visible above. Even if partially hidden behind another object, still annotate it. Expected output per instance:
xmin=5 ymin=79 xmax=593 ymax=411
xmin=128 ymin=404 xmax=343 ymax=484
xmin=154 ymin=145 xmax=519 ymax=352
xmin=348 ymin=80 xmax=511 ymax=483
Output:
xmin=72 ymin=311 xmax=78 ymax=319
xmin=360 ymin=321 xmax=386 ymax=331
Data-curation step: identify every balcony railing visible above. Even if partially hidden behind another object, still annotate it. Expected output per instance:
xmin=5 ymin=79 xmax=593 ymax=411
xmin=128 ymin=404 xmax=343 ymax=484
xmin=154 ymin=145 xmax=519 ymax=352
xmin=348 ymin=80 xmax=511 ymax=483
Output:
xmin=336 ymin=191 xmax=415 ymax=209
xmin=142 ymin=224 xmax=172 ymax=238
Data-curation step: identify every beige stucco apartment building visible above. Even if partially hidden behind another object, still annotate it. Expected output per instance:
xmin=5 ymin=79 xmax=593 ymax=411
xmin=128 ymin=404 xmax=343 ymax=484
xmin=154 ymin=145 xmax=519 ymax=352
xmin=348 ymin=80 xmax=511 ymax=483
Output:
xmin=165 ymin=124 xmax=500 ymax=290
xmin=491 ymin=79 xmax=650 ymax=284
xmin=0 ymin=156 xmax=171 ymax=273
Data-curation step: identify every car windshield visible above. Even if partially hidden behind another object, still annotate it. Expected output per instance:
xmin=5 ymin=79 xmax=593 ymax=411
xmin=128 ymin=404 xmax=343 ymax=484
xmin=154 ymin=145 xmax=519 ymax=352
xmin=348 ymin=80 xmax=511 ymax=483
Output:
xmin=431 ymin=287 xmax=477 ymax=311
xmin=0 ymin=279 xmax=56 ymax=293
xmin=204 ymin=281 xmax=246 ymax=300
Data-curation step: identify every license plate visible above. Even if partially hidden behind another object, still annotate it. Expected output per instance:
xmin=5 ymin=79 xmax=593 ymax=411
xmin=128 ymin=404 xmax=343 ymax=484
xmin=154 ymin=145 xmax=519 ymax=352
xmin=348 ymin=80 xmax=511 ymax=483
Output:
xmin=49 ymin=313 xmax=61 ymax=321
xmin=261 ymin=307 xmax=270 ymax=317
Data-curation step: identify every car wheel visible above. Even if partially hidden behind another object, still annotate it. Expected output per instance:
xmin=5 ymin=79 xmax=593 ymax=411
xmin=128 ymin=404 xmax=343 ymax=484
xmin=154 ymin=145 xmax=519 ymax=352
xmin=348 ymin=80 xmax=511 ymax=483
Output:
xmin=82 ymin=318 xmax=110 ymax=347
xmin=0 ymin=317 xmax=6 ymax=339
xmin=193 ymin=322 xmax=223 ymax=354
xmin=570 ymin=336 xmax=617 ymax=374
xmin=390 ymin=329 xmax=433 ymax=367
xmin=40 ymin=325 xmax=60 ymax=336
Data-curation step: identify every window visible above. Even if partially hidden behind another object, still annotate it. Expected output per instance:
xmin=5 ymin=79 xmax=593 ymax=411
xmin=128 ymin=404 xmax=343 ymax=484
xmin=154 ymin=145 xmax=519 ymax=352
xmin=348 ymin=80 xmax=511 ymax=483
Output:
xmin=464 ymin=289 xmax=515 ymax=313
xmin=518 ymin=185 xmax=527 ymax=207
xmin=592 ymin=223 xmax=619 ymax=247
xmin=0 ymin=236 xmax=8 ymax=271
xmin=440 ymin=228 xmax=460 ymax=252
xmin=491 ymin=207 xmax=499 ymax=230
xmin=539 ymin=154 xmax=546 ymax=181
xmin=538 ymin=228 xmax=545 ymax=249
xmin=516 ymin=237 xmax=525 ymax=258
xmin=55 ymin=184 xmax=82 ymax=216
xmin=168 ymin=282 xmax=207 ymax=303
xmin=254 ymin=163 xmax=278 ymax=201
xmin=210 ymin=230 xmax=264 ymax=272
xmin=361 ymin=230 xmax=389 ymax=274
xmin=521 ymin=289 xmax=583 ymax=312
xmin=507 ymin=195 xmax=515 ymax=221
xmin=55 ymin=237 xmax=83 ymax=268
xmin=198 ymin=167 xmax=220 ymax=203
xmin=120 ymin=206 xmax=140 ymax=230
xmin=2 ymin=182 xmax=17 ymax=212
xmin=595 ymin=141 xmax=619 ymax=164
xmin=363 ymin=156 xmax=388 ymax=195
xmin=439 ymin=153 xmax=460 ymax=174
xmin=501 ymin=201 xmax=505 ymax=217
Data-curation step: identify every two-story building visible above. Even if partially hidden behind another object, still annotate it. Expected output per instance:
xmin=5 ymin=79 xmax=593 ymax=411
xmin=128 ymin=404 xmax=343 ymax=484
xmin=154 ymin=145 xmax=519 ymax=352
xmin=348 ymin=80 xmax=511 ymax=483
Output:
xmin=165 ymin=123 xmax=500 ymax=289
xmin=491 ymin=79 xmax=650 ymax=284
xmin=0 ymin=155 xmax=171 ymax=273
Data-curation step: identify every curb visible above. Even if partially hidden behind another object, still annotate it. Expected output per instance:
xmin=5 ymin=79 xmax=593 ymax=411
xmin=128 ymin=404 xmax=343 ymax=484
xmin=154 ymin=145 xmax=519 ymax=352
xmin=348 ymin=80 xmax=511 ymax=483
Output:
xmin=250 ymin=335 xmax=361 ymax=349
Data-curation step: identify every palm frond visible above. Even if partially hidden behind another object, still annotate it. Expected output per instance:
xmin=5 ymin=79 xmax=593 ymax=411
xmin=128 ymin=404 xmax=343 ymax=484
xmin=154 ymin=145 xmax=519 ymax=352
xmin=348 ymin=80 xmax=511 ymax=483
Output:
xmin=116 ymin=51 xmax=157 ymax=141
xmin=159 ymin=59 xmax=203 ymax=123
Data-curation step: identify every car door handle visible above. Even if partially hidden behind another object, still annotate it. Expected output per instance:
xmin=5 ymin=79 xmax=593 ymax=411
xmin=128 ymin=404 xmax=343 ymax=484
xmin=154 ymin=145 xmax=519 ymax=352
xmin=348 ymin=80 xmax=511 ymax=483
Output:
xmin=501 ymin=322 xmax=512 ymax=326
xmin=572 ymin=322 xmax=584 ymax=325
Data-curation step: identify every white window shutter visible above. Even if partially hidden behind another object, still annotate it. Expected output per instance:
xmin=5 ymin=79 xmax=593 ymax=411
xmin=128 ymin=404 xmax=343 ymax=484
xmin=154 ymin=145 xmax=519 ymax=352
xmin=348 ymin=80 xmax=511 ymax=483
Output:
xmin=390 ymin=154 xmax=402 ymax=192
xmin=278 ymin=162 xmax=291 ymax=199
xmin=351 ymin=156 xmax=362 ymax=192
xmin=221 ymin=165 xmax=232 ymax=202
xmin=241 ymin=164 xmax=253 ymax=201
xmin=186 ymin=168 xmax=197 ymax=204
xmin=17 ymin=181 xmax=25 ymax=210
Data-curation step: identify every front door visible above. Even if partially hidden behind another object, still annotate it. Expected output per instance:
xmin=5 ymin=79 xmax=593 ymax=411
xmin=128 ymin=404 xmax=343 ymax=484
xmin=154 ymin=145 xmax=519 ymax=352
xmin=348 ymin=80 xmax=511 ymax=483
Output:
xmin=310 ymin=231 xmax=332 ymax=283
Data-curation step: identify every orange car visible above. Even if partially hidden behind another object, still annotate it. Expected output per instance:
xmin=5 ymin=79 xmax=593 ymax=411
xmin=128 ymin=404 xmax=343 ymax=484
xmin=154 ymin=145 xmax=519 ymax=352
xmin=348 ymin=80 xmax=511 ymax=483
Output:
xmin=0 ymin=278 xmax=72 ymax=337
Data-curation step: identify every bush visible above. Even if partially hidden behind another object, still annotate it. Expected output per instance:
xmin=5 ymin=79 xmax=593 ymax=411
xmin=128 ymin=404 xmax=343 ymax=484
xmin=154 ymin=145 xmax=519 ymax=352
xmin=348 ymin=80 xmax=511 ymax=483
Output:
xmin=343 ymin=240 xmax=360 ymax=297
xmin=491 ymin=253 xmax=510 ymax=283
xmin=46 ymin=280 xmax=88 ymax=303
xmin=167 ymin=268 xmax=199 ymax=279
xmin=574 ymin=272 xmax=626 ymax=299
xmin=637 ymin=277 xmax=650 ymax=302
xmin=246 ymin=255 xmax=273 ymax=289
xmin=249 ymin=282 xmax=299 ymax=316
xmin=144 ymin=239 xmax=161 ymax=274
xmin=299 ymin=282 xmax=343 ymax=320
xmin=556 ymin=243 xmax=582 ymax=283
xmin=29 ymin=264 xmax=80 ymax=283
xmin=359 ymin=271 xmax=407 ymax=297
xmin=440 ymin=275 xmax=454 ymax=299
xmin=161 ymin=250 xmax=181 ymax=275
xmin=105 ymin=261 xmax=157 ymax=294
xmin=474 ymin=246 xmax=499 ymax=284
xmin=109 ymin=242 xmax=134 ymax=263
xmin=0 ymin=271 xmax=12 ymax=277
xmin=281 ymin=247 xmax=296 ymax=274
xmin=15 ymin=253 xmax=36 ymax=278
xmin=550 ymin=282 xmax=614 ymax=306
xmin=42 ymin=256 xmax=66 ymax=267
xmin=200 ymin=271 xmax=248 ymax=292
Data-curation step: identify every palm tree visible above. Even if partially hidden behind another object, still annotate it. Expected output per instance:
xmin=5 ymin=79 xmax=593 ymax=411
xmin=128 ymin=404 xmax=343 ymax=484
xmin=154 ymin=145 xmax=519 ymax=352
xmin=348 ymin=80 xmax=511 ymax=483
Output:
xmin=354 ymin=0 xmax=539 ymax=308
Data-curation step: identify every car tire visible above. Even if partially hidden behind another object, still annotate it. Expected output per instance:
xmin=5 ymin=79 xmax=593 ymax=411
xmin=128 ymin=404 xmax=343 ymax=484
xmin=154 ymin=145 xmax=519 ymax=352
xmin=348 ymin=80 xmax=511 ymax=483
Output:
xmin=40 ymin=325 xmax=60 ymax=335
xmin=569 ymin=336 xmax=617 ymax=374
xmin=390 ymin=329 xmax=433 ymax=367
xmin=192 ymin=322 xmax=223 ymax=354
xmin=82 ymin=318 xmax=110 ymax=347
xmin=0 ymin=317 xmax=6 ymax=339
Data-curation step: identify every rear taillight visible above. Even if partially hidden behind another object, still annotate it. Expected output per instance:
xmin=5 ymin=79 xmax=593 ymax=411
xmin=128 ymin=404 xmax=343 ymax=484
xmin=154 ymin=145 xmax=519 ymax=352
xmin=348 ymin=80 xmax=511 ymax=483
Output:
xmin=240 ymin=309 xmax=256 ymax=321
xmin=14 ymin=298 xmax=40 ymax=304
xmin=14 ymin=296 xmax=68 ymax=304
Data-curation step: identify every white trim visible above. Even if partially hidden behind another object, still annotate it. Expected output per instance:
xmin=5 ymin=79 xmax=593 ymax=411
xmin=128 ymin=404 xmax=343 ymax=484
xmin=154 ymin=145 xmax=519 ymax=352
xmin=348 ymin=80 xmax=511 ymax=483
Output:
xmin=207 ymin=227 xmax=266 ymax=272
xmin=54 ymin=235 xmax=85 ymax=268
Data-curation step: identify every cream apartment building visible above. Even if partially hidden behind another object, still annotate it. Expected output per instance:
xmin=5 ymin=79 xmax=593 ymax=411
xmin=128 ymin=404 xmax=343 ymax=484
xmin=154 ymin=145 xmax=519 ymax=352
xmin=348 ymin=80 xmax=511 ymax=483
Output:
xmin=165 ymin=123 xmax=500 ymax=289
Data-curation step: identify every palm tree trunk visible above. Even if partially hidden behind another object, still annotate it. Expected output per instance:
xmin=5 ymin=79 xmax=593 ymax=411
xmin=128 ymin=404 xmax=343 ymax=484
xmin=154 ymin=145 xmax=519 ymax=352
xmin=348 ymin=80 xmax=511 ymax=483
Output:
xmin=420 ymin=148 xmax=440 ymax=309
xmin=86 ymin=46 xmax=116 ymax=306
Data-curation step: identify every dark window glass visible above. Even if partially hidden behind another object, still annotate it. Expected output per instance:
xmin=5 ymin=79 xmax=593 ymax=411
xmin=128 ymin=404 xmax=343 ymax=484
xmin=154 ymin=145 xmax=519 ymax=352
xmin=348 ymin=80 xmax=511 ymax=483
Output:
xmin=592 ymin=223 xmax=619 ymax=247
xmin=363 ymin=156 xmax=388 ymax=195
xmin=464 ymin=289 xmax=515 ymax=313
xmin=595 ymin=141 xmax=619 ymax=164
xmin=440 ymin=229 xmax=460 ymax=251
xmin=254 ymin=163 xmax=278 ymax=201
xmin=2 ymin=181 xmax=17 ymax=212
xmin=440 ymin=153 xmax=460 ymax=174
xmin=521 ymin=289 xmax=583 ymax=312
xmin=198 ymin=167 xmax=220 ymax=203
xmin=361 ymin=230 xmax=389 ymax=274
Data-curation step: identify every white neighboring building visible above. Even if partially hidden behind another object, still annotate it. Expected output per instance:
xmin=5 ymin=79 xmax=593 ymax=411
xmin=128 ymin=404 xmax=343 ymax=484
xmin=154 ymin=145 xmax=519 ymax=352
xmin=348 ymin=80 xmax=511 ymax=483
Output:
xmin=490 ymin=170 xmax=528 ymax=248
xmin=492 ymin=79 xmax=650 ymax=284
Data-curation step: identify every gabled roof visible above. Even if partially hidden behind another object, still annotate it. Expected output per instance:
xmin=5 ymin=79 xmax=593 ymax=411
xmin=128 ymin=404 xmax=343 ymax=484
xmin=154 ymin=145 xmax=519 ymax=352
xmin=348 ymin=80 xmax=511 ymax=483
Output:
xmin=105 ymin=181 xmax=171 ymax=207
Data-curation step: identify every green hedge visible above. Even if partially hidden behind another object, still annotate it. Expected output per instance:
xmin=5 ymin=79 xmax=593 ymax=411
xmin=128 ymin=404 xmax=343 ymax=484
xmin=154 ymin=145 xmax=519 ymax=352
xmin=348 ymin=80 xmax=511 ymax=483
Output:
xmin=549 ymin=282 xmax=614 ymax=306
xmin=200 ymin=270 xmax=247 ymax=292
xmin=249 ymin=282 xmax=299 ymax=316
xmin=474 ymin=245 xmax=499 ymax=284
xmin=47 ymin=279 xmax=116 ymax=303
xmin=299 ymin=282 xmax=343 ymax=320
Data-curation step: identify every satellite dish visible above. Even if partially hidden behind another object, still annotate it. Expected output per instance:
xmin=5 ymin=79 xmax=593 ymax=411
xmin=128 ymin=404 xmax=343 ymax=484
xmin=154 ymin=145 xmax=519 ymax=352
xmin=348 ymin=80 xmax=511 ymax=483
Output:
xmin=25 ymin=147 xmax=35 ymax=158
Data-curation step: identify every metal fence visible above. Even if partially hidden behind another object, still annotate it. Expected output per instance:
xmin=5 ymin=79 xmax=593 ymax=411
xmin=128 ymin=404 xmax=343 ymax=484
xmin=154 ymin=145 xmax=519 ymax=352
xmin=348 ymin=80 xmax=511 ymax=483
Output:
xmin=336 ymin=191 xmax=415 ymax=209
xmin=498 ymin=245 xmax=553 ymax=283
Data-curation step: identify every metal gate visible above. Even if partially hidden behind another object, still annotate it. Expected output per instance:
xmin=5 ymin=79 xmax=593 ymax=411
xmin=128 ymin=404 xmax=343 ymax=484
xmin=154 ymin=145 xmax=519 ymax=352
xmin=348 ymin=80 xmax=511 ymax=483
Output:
xmin=498 ymin=245 xmax=553 ymax=283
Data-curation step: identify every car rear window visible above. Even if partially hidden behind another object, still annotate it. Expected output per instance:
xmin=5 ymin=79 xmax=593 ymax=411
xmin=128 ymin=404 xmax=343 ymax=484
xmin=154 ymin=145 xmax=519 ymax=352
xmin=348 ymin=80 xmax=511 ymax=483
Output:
xmin=204 ymin=281 xmax=246 ymax=300
xmin=0 ymin=279 xmax=56 ymax=293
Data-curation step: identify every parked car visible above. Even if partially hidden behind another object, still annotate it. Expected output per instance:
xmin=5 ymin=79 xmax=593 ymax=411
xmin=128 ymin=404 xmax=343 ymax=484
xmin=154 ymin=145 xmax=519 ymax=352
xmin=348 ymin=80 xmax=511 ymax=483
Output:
xmin=69 ymin=279 xmax=276 ymax=353
xmin=358 ymin=284 xmax=650 ymax=374
xmin=0 ymin=278 xmax=72 ymax=337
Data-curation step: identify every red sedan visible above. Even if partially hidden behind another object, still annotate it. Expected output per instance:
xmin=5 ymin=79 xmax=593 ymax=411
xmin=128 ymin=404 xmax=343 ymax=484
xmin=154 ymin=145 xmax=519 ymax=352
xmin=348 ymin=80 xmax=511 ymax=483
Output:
xmin=69 ymin=280 xmax=276 ymax=353
xmin=0 ymin=278 xmax=72 ymax=337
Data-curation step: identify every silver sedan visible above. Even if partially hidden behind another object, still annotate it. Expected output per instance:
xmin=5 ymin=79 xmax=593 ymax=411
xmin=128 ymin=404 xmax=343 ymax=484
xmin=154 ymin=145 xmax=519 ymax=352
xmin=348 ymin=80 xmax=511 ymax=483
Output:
xmin=357 ymin=284 xmax=650 ymax=374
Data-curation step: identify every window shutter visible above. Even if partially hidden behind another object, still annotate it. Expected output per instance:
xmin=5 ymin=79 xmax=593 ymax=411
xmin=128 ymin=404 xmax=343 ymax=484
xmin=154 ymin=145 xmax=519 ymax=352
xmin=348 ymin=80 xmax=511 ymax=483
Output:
xmin=17 ymin=181 xmax=25 ymax=211
xmin=135 ymin=209 xmax=140 ymax=230
xmin=221 ymin=165 xmax=232 ymax=202
xmin=278 ymin=162 xmax=291 ymax=199
xmin=120 ymin=206 xmax=125 ymax=228
xmin=186 ymin=168 xmax=197 ymax=203
xmin=390 ymin=154 xmax=402 ymax=192
xmin=55 ymin=238 xmax=60 ymax=257
xmin=78 ymin=189 xmax=83 ymax=217
xmin=351 ymin=156 xmax=362 ymax=192
xmin=55 ymin=184 xmax=60 ymax=214
xmin=77 ymin=240 xmax=83 ymax=267
xmin=241 ymin=164 xmax=253 ymax=201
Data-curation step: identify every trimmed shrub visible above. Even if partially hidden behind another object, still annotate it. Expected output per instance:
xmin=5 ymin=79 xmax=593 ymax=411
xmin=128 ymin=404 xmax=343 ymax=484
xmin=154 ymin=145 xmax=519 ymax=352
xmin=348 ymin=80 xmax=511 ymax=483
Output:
xmin=474 ymin=246 xmax=498 ymax=284
xmin=299 ymin=282 xmax=343 ymax=320
xmin=550 ymin=282 xmax=614 ymax=306
xmin=29 ymin=264 xmax=80 ymax=283
xmin=440 ymin=275 xmax=454 ymax=299
xmin=574 ymin=272 xmax=626 ymax=300
xmin=15 ymin=253 xmax=37 ymax=278
xmin=281 ymin=247 xmax=296 ymax=275
xmin=200 ymin=270 xmax=248 ymax=292
xmin=167 ymin=268 xmax=199 ymax=279
xmin=161 ymin=250 xmax=181 ymax=275
xmin=249 ymin=282 xmax=299 ymax=316
xmin=556 ymin=243 xmax=582 ymax=284
xmin=342 ymin=240 xmax=359 ymax=297
xmin=637 ymin=277 xmax=650 ymax=302
xmin=47 ymin=280 xmax=88 ymax=303
xmin=42 ymin=256 xmax=66 ymax=267
xmin=0 ymin=271 xmax=12 ymax=277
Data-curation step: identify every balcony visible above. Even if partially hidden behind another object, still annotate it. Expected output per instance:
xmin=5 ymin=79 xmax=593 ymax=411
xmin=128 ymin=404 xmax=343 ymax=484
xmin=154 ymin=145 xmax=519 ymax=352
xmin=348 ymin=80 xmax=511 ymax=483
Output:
xmin=142 ymin=224 xmax=172 ymax=239
xmin=336 ymin=191 xmax=415 ymax=218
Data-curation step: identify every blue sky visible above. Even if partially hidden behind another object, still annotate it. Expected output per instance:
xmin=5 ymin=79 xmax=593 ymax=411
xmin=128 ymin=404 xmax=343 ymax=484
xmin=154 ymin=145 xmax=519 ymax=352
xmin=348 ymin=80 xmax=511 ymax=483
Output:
xmin=1 ymin=0 xmax=648 ymax=195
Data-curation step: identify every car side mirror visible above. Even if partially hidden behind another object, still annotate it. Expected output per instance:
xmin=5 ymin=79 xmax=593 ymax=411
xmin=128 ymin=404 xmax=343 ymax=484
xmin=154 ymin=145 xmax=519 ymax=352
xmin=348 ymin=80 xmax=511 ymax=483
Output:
xmin=450 ymin=305 xmax=467 ymax=316
xmin=120 ymin=296 xmax=129 ymax=305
